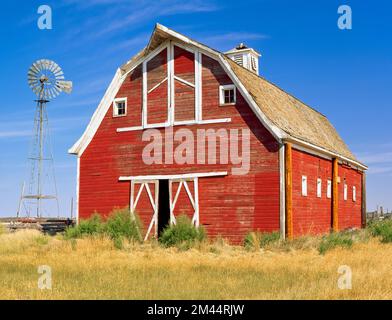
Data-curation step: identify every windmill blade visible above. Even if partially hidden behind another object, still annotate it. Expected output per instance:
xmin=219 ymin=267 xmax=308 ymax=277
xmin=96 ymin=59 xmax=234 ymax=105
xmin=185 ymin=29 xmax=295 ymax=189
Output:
xmin=28 ymin=78 xmax=38 ymax=86
xmin=50 ymin=61 xmax=60 ymax=73
xmin=28 ymin=70 xmax=39 ymax=79
xmin=52 ymin=87 xmax=61 ymax=97
xmin=52 ymin=64 xmax=62 ymax=75
xmin=30 ymin=64 xmax=40 ymax=75
xmin=54 ymin=70 xmax=64 ymax=78
xmin=56 ymin=80 xmax=73 ymax=94
xmin=32 ymin=61 xmax=43 ymax=72
xmin=47 ymin=60 xmax=55 ymax=72
xmin=51 ymin=87 xmax=59 ymax=99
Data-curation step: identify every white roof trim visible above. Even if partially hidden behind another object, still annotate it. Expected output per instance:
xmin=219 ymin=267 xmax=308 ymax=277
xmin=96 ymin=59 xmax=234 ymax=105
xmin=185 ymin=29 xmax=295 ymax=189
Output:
xmin=69 ymin=68 xmax=123 ymax=155
xmin=286 ymin=136 xmax=367 ymax=170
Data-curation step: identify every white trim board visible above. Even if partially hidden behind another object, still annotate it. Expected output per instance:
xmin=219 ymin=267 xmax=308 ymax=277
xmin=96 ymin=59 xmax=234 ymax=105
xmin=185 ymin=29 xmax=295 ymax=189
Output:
xmin=279 ymin=144 xmax=285 ymax=239
xmin=119 ymin=171 xmax=228 ymax=181
xmin=116 ymin=118 xmax=232 ymax=132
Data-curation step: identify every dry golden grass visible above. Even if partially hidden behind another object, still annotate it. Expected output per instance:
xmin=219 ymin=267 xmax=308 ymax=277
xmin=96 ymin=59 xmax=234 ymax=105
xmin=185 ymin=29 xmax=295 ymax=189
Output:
xmin=1 ymin=230 xmax=392 ymax=300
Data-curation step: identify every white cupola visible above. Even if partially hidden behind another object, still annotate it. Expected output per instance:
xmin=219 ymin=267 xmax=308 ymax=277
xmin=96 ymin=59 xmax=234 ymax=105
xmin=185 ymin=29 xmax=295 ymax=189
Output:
xmin=225 ymin=43 xmax=261 ymax=75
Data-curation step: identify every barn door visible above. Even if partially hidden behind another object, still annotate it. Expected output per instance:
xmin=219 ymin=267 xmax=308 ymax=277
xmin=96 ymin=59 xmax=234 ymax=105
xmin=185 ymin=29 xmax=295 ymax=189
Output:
xmin=169 ymin=177 xmax=199 ymax=227
xmin=130 ymin=180 xmax=159 ymax=241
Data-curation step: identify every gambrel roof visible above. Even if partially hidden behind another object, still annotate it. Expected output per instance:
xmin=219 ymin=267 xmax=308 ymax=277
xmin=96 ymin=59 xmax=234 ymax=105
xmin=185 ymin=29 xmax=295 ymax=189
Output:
xmin=69 ymin=23 xmax=366 ymax=170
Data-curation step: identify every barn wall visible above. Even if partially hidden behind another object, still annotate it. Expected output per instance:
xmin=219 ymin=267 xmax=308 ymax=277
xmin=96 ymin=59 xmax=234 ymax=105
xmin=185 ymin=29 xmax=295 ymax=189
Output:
xmin=338 ymin=165 xmax=362 ymax=230
xmin=78 ymin=50 xmax=281 ymax=244
xmin=291 ymin=148 xmax=362 ymax=237
xmin=292 ymin=149 xmax=332 ymax=236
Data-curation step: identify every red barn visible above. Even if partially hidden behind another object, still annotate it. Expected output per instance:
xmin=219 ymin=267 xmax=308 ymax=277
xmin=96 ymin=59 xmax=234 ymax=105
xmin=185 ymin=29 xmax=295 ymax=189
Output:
xmin=69 ymin=24 xmax=367 ymax=243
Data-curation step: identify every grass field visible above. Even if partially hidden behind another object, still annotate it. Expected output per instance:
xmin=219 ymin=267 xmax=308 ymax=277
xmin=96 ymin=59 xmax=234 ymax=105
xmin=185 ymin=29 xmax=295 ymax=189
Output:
xmin=1 ymin=229 xmax=392 ymax=300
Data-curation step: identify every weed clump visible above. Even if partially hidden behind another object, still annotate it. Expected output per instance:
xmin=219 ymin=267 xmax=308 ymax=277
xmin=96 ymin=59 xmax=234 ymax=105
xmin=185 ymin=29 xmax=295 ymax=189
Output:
xmin=159 ymin=215 xmax=206 ymax=249
xmin=368 ymin=220 xmax=392 ymax=243
xmin=318 ymin=232 xmax=353 ymax=255
xmin=64 ymin=208 xmax=143 ymax=248
xmin=244 ymin=231 xmax=280 ymax=250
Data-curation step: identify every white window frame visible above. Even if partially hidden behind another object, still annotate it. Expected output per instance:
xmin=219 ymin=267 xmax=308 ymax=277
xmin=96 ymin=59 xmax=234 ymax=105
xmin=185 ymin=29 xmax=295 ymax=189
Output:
xmin=113 ymin=97 xmax=127 ymax=117
xmin=301 ymin=175 xmax=307 ymax=197
xmin=317 ymin=178 xmax=322 ymax=198
xmin=344 ymin=182 xmax=348 ymax=201
xmin=353 ymin=186 xmax=356 ymax=202
xmin=219 ymin=84 xmax=236 ymax=106
xmin=327 ymin=179 xmax=332 ymax=199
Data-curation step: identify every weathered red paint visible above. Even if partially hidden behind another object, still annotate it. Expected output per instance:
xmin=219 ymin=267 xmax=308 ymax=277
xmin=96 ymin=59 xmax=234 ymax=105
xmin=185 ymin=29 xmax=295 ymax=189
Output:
xmin=291 ymin=149 xmax=362 ymax=236
xmin=78 ymin=44 xmax=362 ymax=243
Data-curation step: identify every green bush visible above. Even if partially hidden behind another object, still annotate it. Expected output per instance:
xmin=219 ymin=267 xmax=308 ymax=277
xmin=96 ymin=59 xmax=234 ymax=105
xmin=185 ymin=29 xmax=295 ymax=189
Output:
xmin=104 ymin=208 xmax=143 ymax=244
xmin=244 ymin=231 xmax=280 ymax=249
xmin=64 ymin=214 xmax=103 ymax=239
xmin=64 ymin=209 xmax=143 ymax=248
xmin=318 ymin=232 xmax=353 ymax=254
xmin=368 ymin=219 xmax=392 ymax=243
xmin=159 ymin=215 xmax=206 ymax=249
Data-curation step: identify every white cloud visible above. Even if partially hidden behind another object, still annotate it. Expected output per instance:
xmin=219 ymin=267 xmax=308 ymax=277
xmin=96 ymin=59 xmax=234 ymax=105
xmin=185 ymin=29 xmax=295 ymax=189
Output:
xmin=357 ymin=151 xmax=392 ymax=165
xmin=0 ymin=130 xmax=32 ymax=138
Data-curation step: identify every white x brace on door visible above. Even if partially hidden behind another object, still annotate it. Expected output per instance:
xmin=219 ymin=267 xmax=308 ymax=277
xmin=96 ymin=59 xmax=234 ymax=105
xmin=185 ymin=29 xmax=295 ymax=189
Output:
xmin=130 ymin=180 xmax=159 ymax=241
xmin=169 ymin=177 xmax=199 ymax=227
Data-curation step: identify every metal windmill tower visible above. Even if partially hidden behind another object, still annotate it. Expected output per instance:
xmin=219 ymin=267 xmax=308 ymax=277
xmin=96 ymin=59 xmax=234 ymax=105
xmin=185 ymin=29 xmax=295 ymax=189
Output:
xmin=17 ymin=59 xmax=72 ymax=218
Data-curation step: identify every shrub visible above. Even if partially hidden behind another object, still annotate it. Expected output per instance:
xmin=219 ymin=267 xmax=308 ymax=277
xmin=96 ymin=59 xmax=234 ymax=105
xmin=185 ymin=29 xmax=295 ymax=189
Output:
xmin=64 ymin=209 xmax=143 ymax=249
xmin=368 ymin=220 xmax=392 ymax=243
xmin=64 ymin=214 xmax=103 ymax=239
xmin=318 ymin=232 xmax=353 ymax=255
xmin=244 ymin=231 xmax=280 ymax=249
xmin=159 ymin=215 xmax=206 ymax=249
xmin=0 ymin=224 xmax=5 ymax=236
xmin=104 ymin=208 xmax=143 ymax=244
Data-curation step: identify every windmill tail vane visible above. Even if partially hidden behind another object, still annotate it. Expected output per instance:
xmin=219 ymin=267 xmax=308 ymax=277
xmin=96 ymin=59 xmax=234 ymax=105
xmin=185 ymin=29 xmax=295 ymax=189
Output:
xmin=17 ymin=59 xmax=73 ymax=218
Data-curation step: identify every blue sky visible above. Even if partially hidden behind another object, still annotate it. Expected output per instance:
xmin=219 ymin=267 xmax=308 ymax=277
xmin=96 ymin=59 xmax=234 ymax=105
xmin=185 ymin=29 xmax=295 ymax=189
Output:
xmin=0 ymin=0 xmax=391 ymax=217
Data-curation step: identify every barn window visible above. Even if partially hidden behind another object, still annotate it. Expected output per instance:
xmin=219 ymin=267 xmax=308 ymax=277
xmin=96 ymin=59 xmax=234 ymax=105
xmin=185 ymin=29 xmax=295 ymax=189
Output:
xmin=327 ymin=180 xmax=332 ymax=199
xmin=219 ymin=84 xmax=236 ymax=105
xmin=317 ymin=178 xmax=322 ymax=198
xmin=344 ymin=182 xmax=348 ymax=201
xmin=113 ymin=98 xmax=127 ymax=117
xmin=301 ymin=176 xmax=308 ymax=197
xmin=353 ymin=186 xmax=356 ymax=202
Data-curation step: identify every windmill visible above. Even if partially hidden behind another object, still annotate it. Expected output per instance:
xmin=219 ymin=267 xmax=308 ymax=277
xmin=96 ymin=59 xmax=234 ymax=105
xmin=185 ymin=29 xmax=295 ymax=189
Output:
xmin=17 ymin=59 xmax=72 ymax=218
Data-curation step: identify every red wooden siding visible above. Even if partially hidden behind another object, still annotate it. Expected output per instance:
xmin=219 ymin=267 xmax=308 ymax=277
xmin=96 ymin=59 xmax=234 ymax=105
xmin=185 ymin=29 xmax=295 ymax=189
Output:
xmin=147 ymin=48 xmax=168 ymax=124
xmin=114 ymin=65 xmax=142 ymax=128
xmin=79 ymin=51 xmax=281 ymax=244
xmin=292 ymin=149 xmax=332 ymax=236
xmin=291 ymin=148 xmax=362 ymax=237
xmin=338 ymin=165 xmax=362 ymax=229
xmin=174 ymin=46 xmax=195 ymax=122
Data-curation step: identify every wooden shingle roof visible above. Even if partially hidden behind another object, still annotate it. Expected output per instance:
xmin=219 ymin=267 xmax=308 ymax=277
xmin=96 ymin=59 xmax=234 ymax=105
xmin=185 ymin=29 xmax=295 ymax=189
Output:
xmin=225 ymin=57 xmax=359 ymax=163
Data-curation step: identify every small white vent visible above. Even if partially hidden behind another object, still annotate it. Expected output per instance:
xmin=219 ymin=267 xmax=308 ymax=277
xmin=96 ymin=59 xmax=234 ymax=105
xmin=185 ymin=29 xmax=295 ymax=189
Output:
xmin=234 ymin=54 xmax=243 ymax=66
xmin=250 ymin=56 xmax=257 ymax=72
